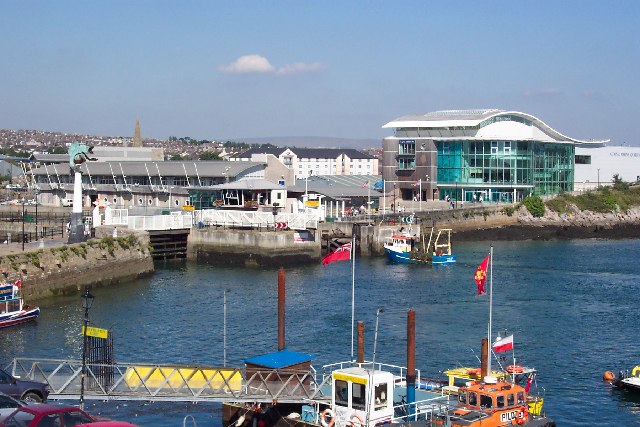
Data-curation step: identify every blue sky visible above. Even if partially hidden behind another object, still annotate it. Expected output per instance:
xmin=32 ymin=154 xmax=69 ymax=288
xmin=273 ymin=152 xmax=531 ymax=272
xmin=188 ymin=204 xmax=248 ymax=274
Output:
xmin=1 ymin=1 xmax=638 ymax=145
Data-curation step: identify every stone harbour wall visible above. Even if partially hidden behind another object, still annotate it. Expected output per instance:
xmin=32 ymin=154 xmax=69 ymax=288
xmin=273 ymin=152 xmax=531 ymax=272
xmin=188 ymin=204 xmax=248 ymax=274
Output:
xmin=188 ymin=227 xmax=320 ymax=267
xmin=1 ymin=228 xmax=154 ymax=301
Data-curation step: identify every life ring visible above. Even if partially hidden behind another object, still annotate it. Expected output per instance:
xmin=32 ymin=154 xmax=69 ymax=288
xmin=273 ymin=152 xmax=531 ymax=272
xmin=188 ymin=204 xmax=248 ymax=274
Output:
xmin=517 ymin=409 xmax=526 ymax=424
xmin=320 ymin=409 xmax=335 ymax=427
xmin=507 ymin=365 xmax=524 ymax=374
xmin=349 ymin=414 xmax=364 ymax=427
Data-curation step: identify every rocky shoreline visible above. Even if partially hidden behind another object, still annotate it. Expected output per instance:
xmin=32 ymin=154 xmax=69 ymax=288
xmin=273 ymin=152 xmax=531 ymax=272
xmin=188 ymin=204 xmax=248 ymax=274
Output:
xmin=450 ymin=206 xmax=640 ymax=241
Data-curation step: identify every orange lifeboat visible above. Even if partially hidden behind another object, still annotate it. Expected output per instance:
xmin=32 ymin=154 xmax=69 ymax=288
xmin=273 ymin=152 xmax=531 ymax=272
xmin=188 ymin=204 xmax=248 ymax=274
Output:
xmin=434 ymin=377 xmax=553 ymax=427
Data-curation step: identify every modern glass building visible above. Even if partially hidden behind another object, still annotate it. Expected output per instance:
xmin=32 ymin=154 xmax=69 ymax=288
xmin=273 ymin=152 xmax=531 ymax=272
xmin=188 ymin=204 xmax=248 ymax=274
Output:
xmin=382 ymin=109 xmax=607 ymax=203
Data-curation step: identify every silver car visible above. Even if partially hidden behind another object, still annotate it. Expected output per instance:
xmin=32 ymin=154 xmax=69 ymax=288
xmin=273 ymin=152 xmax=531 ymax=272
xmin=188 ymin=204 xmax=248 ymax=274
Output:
xmin=0 ymin=392 xmax=25 ymax=422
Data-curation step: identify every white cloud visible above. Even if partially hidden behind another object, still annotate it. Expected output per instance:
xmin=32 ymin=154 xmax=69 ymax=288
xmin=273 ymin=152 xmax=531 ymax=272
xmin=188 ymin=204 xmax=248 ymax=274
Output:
xmin=219 ymin=54 xmax=275 ymax=74
xmin=219 ymin=55 xmax=325 ymax=75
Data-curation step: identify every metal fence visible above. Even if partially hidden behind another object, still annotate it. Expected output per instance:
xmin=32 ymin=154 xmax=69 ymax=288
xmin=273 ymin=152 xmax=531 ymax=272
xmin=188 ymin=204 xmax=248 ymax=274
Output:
xmin=197 ymin=210 xmax=319 ymax=230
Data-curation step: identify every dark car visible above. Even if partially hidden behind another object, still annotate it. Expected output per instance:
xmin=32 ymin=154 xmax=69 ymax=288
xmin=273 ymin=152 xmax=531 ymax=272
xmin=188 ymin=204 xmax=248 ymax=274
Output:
xmin=0 ymin=392 xmax=26 ymax=421
xmin=0 ymin=404 xmax=95 ymax=427
xmin=0 ymin=369 xmax=49 ymax=403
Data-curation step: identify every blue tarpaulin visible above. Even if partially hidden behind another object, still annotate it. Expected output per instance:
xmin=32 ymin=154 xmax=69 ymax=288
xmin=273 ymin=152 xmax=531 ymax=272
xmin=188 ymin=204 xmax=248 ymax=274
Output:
xmin=245 ymin=349 xmax=316 ymax=369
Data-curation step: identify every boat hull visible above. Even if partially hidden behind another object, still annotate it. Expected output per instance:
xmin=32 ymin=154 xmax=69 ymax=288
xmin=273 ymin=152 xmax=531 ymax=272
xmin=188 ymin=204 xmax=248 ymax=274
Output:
xmin=384 ymin=247 xmax=428 ymax=264
xmin=0 ymin=307 xmax=40 ymax=329
xmin=384 ymin=248 xmax=456 ymax=265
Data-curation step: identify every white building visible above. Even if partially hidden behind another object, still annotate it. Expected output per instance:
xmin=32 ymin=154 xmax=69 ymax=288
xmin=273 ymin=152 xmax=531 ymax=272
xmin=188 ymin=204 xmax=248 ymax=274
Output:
xmin=230 ymin=147 xmax=378 ymax=179
xmin=574 ymin=145 xmax=640 ymax=191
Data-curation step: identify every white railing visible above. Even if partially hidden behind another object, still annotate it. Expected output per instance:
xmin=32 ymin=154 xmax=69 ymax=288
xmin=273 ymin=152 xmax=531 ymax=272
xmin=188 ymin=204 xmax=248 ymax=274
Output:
xmin=128 ymin=212 xmax=194 ymax=231
xmin=106 ymin=208 xmax=129 ymax=225
xmin=103 ymin=209 xmax=318 ymax=231
xmin=196 ymin=210 xmax=319 ymax=230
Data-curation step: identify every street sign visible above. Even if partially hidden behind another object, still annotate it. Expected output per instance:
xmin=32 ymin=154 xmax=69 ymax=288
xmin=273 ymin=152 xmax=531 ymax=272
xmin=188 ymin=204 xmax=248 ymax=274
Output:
xmin=82 ymin=326 xmax=108 ymax=339
xmin=274 ymin=222 xmax=288 ymax=229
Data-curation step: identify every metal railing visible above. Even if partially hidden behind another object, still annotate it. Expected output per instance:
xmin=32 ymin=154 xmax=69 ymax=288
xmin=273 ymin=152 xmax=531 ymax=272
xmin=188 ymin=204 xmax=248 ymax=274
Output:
xmin=7 ymin=358 xmax=331 ymax=403
xmin=196 ymin=210 xmax=319 ymax=230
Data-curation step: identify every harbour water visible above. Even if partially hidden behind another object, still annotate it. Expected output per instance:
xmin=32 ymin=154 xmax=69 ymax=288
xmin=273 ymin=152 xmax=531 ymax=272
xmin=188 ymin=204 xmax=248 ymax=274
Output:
xmin=2 ymin=239 xmax=640 ymax=426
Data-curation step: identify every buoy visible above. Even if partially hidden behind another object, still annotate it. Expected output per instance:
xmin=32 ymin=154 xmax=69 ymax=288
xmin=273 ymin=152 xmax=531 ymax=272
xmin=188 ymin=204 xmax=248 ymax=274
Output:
xmin=235 ymin=415 xmax=246 ymax=427
xmin=603 ymin=371 xmax=615 ymax=382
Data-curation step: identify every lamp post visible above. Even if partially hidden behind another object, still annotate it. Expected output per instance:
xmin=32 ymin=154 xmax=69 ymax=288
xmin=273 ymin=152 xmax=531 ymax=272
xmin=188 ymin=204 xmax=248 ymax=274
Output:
xmin=423 ymin=175 xmax=430 ymax=211
xmin=372 ymin=307 xmax=385 ymax=368
xmin=21 ymin=199 xmax=25 ymax=251
xmin=455 ymin=179 xmax=458 ymax=209
xmin=393 ymin=184 xmax=396 ymax=213
xmin=79 ymin=286 xmax=95 ymax=410
xmin=597 ymin=168 xmax=600 ymax=189
xmin=34 ymin=189 xmax=39 ymax=240
xmin=169 ymin=186 xmax=174 ymax=209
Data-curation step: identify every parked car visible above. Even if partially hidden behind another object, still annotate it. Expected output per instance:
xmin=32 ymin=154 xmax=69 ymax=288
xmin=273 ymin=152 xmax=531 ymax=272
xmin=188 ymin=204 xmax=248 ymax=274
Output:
xmin=0 ymin=392 xmax=26 ymax=421
xmin=0 ymin=404 xmax=95 ymax=427
xmin=0 ymin=369 xmax=49 ymax=403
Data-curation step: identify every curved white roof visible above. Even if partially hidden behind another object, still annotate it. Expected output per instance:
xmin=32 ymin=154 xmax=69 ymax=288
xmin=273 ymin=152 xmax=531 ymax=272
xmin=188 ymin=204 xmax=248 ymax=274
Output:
xmin=383 ymin=109 xmax=608 ymax=145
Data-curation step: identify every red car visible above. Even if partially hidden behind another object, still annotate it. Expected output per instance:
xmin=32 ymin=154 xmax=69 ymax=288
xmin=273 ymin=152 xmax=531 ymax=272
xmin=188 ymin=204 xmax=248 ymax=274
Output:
xmin=0 ymin=404 xmax=95 ymax=427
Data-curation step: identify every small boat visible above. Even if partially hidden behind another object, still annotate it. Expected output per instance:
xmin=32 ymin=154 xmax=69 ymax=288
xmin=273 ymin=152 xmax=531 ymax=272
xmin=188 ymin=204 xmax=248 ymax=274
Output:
xmin=0 ymin=279 xmax=40 ymax=329
xmin=611 ymin=366 xmax=640 ymax=393
xmin=384 ymin=228 xmax=456 ymax=265
xmin=433 ymin=376 xmax=555 ymax=427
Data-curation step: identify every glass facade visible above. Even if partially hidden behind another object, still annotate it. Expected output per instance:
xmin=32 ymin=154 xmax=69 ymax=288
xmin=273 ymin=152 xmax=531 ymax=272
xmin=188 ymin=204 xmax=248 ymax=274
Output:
xmin=437 ymin=140 xmax=574 ymax=201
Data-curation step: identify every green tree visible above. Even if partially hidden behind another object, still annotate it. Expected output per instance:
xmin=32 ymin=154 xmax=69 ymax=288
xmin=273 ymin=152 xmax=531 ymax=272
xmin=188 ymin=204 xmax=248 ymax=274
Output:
xmin=169 ymin=154 xmax=183 ymax=161
xmin=523 ymin=195 xmax=545 ymax=217
xmin=199 ymin=151 xmax=221 ymax=160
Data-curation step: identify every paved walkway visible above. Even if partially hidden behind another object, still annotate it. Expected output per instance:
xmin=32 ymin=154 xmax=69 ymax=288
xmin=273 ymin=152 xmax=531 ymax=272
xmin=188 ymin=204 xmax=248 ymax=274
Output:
xmin=0 ymin=236 xmax=68 ymax=256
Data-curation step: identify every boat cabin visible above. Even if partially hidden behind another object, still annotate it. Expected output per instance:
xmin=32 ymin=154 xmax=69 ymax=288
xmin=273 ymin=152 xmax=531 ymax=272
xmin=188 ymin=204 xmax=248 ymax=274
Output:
xmin=331 ymin=367 xmax=394 ymax=427
xmin=0 ymin=284 xmax=21 ymax=314
xmin=446 ymin=380 xmax=529 ymax=426
xmin=387 ymin=235 xmax=417 ymax=253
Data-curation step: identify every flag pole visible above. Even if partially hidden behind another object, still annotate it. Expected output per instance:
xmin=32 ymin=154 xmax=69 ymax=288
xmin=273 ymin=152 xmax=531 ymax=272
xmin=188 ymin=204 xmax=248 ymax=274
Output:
xmin=350 ymin=232 xmax=356 ymax=361
xmin=487 ymin=245 xmax=494 ymax=376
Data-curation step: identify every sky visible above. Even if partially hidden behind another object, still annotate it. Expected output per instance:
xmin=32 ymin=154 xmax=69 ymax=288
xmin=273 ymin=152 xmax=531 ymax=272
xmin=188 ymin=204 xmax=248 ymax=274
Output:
xmin=1 ymin=1 xmax=638 ymax=145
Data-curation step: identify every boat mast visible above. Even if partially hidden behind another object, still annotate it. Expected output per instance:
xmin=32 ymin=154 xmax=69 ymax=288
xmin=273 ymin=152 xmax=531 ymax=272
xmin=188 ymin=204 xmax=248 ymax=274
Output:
xmin=350 ymin=233 xmax=356 ymax=361
xmin=487 ymin=245 xmax=494 ymax=376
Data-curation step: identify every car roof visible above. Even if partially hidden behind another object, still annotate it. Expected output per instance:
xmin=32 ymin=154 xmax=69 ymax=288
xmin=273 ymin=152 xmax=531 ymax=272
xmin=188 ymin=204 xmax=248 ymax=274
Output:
xmin=15 ymin=404 xmax=90 ymax=415
xmin=76 ymin=422 xmax=138 ymax=427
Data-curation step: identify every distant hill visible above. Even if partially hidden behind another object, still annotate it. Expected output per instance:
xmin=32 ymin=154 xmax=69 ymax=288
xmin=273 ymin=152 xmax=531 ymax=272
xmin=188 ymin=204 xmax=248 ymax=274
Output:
xmin=238 ymin=136 xmax=381 ymax=150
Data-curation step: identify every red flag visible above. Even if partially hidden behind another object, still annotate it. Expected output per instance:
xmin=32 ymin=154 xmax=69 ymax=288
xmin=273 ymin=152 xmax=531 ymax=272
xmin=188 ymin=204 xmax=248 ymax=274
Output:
xmin=492 ymin=334 xmax=514 ymax=353
xmin=322 ymin=242 xmax=352 ymax=265
xmin=474 ymin=254 xmax=490 ymax=295
xmin=525 ymin=373 xmax=534 ymax=392
xmin=13 ymin=278 xmax=22 ymax=288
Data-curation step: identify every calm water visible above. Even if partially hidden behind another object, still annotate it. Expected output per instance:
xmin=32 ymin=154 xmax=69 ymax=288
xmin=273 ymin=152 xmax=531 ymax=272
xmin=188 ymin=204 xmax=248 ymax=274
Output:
xmin=2 ymin=239 xmax=640 ymax=426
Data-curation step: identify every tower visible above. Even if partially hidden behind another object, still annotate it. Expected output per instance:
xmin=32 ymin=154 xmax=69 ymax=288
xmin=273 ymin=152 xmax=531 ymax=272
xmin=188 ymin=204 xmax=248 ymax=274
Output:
xmin=133 ymin=119 xmax=142 ymax=147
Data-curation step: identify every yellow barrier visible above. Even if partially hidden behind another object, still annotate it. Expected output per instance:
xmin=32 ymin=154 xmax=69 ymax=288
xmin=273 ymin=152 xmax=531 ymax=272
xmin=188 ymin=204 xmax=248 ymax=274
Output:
xmin=124 ymin=366 xmax=242 ymax=391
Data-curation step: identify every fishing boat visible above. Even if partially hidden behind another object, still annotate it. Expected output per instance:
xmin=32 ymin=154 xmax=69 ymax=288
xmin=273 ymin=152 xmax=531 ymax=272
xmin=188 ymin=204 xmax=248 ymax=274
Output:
xmin=383 ymin=228 xmax=456 ymax=265
xmin=0 ymin=279 xmax=40 ymax=329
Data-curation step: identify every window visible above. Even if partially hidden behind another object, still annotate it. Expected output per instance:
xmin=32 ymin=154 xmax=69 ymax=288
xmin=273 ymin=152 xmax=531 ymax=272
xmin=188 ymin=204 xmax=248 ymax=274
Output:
xmin=504 ymin=141 xmax=511 ymax=154
xmin=491 ymin=141 xmax=498 ymax=155
xmin=374 ymin=383 xmax=388 ymax=410
xmin=352 ymin=382 xmax=366 ymax=410
xmin=575 ymin=155 xmax=591 ymax=164
xmin=507 ymin=394 xmax=515 ymax=406
xmin=335 ymin=380 xmax=348 ymax=406
xmin=62 ymin=411 xmax=93 ymax=426
xmin=517 ymin=392 xmax=525 ymax=404
xmin=458 ymin=390 xmax=467 ymax=404
xmin=480 ymin=394 xmax=493 ymax=408
xmin=468 ymin=391 xmax=478 ymax=406
xmin=497 ymin=395 xmax=505 ymax=408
